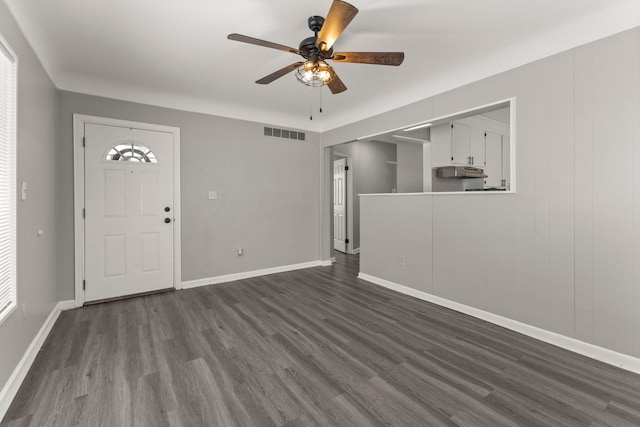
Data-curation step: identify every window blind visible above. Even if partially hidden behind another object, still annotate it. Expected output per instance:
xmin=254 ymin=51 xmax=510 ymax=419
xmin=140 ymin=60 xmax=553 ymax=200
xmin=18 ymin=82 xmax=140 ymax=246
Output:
xmin=0 ymin=35 xmax=17 ymax=323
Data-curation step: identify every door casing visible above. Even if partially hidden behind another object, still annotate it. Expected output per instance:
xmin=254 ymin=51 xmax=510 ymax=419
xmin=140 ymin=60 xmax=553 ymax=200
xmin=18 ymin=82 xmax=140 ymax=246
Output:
xmin=331 ymin=152 xmax=353 ymax=255
xmin=333 ymin=157 xmax=347 ymax=253
xmin=73 ymin=114 xmax=181 ymax=307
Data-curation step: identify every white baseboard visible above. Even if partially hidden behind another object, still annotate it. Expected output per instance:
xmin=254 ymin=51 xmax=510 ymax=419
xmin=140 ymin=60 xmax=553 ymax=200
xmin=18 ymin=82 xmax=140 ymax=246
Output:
xmin=358 ymin=273 xmax=640 ymax=375
xmin=57 ymin=300 xmax=76 ymax=311
xmin=321 ymin=259 xmax=335 ymax=267
xmin=0 ymin=300 xmax=75 ymax=420
xmin=351 ymin=248 xmax=360 ymax=254
xmin=182 ymin=261 xmax=325 ymax=289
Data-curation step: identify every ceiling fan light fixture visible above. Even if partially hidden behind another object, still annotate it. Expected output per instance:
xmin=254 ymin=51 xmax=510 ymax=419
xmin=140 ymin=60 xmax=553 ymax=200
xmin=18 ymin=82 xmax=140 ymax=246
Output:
xmin=296 ymin=60 xmax=335 ymax=87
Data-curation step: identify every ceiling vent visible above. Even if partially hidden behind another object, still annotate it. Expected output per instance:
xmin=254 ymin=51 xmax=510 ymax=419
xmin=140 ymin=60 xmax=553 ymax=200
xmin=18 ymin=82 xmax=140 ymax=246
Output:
xmin=264 ymin=126 xmax=306 ymax=141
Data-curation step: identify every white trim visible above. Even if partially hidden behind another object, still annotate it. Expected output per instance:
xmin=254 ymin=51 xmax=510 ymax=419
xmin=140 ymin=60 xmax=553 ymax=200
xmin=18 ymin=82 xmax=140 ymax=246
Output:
xmin=182 ymin=261 xmax=325 ymax=289
xmin=322 ymin=258 xmax=335 ymax=266
xmin=509 ymin=97 xmax=517 ymax=192
xmin=72 ymin=115 xmax=182 ymax=306
xmin=357 ymin=273 xmax=640 ymax=375
xmin=346 ymin=156 xmax=353 ymax=255
xmin=351 ymin=247 xmax=360 ymax=255
xmin=0 ymin=300 xmax=75 ymax=420
xmin=56 ymin=300 xmax=77 ymax=311
xmin=331 ymin=154 xmax=354 ymax=255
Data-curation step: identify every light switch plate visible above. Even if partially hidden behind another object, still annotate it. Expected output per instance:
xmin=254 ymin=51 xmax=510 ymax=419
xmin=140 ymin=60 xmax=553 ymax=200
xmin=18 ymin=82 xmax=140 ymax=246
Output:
xmin=208 ymin=191 xmax=217 ymax=200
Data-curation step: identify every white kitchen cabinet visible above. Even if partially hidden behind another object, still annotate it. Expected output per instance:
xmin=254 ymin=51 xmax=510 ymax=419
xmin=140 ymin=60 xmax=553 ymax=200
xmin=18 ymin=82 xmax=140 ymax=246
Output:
xmin=470 ymin=127 xmax=485 ymax=167
xmin=430 ymin=123 xmax=453 ymax=167
xmin=451 ymin=122 xmax=470 ymax=165
xmin=451 ymin=122 xmax=484 ymax=166
xmin=502 ymin=134 xmax=510 ymax=189
xmin=484 ymin=131 xmax=503 ymax=187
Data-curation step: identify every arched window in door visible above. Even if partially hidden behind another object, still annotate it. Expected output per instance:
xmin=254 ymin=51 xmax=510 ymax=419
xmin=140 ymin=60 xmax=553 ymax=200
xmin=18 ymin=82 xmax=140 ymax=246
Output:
xmin=105 ymin=142 xmax=157 ymax=163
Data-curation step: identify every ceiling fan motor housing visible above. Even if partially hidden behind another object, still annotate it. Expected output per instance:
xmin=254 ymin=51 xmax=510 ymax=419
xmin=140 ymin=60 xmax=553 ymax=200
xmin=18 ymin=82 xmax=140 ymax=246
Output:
xmin=300 ymin=16 xmax=332 ymax=62
xmin=300 ymin=37 xmax=331 ymax=61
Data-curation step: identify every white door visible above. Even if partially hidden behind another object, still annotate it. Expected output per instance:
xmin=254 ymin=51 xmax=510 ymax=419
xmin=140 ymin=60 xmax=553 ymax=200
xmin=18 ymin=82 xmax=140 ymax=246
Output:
xmin=84 ymin=123 xmax=175 ymax=302
xmin=333 ymin=158 xmax=347 ymax=253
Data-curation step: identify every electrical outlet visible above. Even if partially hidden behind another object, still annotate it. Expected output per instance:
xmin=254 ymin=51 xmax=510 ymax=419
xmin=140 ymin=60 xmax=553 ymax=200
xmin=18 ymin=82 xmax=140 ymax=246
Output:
xmin=398 ymin=255 xmax=405 ymax=266
xmin=237 ymin=248 xmax=243 ymax=256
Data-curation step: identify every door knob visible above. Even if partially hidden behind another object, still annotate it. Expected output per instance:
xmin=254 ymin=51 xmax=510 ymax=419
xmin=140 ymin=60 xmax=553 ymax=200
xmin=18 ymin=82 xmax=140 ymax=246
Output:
xmin=164 ymin=218 xmax=171 ymax=224
xmin=164 ymin=207 xmax=171 ymax=212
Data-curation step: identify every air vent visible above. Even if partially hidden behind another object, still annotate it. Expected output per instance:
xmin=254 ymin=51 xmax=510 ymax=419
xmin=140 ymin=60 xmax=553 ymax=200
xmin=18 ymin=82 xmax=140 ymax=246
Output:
xmin=264 ymin=127 xmax=306 ymax=141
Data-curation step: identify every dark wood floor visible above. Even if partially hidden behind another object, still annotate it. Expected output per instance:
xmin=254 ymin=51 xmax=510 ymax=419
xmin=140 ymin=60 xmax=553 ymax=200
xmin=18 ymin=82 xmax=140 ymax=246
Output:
xmin=3 ymin=252 xmax=640 ymax=426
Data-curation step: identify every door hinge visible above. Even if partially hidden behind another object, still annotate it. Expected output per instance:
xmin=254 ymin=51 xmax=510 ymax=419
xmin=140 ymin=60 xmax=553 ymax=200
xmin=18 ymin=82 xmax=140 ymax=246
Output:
xmin=83 ymin=280 xmax=86 ymax=290
xmin=82 ymin=136 xmax=86 ymax=147
xmin=345 ymin=238 xmax=350 ymax=244
xmin=344 ymin=166 xmax=349 ymax=171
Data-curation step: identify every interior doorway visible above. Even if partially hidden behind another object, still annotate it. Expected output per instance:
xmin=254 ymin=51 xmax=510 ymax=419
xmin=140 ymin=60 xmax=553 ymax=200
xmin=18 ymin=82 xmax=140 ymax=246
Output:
xmin=331 ymin=151 xmax=353 ymax=256
xmin=333 ymin=157 xmax=347 ymax=253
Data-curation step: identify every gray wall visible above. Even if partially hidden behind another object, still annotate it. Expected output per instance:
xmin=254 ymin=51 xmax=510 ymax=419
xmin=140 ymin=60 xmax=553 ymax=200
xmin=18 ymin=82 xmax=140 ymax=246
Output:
xmin=58 ymin=91 xmax=321 ymax=297
xmin=331 ymin=140 xmax=396 ymax=250
xmin=339 ymin=26 xmax=640 ymax=359
xmin=358 ymin=140 xmax=397 ymax=195
xmin=0 ymin=3 xmax=59 ymax=388
xmin=396 ymin=141 xmax=423 ymax=193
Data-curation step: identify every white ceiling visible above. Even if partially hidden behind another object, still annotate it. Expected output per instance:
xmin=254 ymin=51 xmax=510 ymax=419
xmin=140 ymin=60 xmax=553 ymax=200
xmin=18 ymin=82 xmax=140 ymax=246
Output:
xmin=4 ymin=0 xmax=639 ymax=132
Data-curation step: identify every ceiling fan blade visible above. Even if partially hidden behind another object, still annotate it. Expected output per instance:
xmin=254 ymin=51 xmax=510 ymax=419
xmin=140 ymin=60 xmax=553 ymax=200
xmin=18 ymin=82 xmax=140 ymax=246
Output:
xmin=256 ymin=62 xmax=304 ymax=84
xmin=327 ymin=74 xmax=347 ymax=94
xmin=315 ymin=0 xmax=359 ymax=52
xmin=228 ymin=33 xmax=301 ymax=55
xmin=332 ymin=52 xmax=405 ymax=66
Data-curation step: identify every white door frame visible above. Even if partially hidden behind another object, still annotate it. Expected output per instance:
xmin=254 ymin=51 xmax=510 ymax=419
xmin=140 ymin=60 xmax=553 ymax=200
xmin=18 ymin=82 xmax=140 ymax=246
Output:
xmin=332 ymin=151 xmax=354 ymax=254
xmin=333 ymin=157 xmax=347 ymax=253
xmin=73 ymin=114 xmax=182 ymax=307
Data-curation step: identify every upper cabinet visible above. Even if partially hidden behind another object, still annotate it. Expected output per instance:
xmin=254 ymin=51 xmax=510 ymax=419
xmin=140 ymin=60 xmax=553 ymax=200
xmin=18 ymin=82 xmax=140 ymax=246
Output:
xmin=431 ymin=105 xmax=511 ymax=190
xmin=451 ymin=122 xmax=485 ymax=167
xmin=484 ymin=131 xmax=506 ymax=188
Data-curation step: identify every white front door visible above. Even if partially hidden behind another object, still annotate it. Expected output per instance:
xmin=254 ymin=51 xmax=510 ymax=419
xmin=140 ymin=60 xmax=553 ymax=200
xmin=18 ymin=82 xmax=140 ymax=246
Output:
xmin=333 ymin=158 xmax=347 ymax=253
xmin=84 ymin=123 xmax=175 ymax=302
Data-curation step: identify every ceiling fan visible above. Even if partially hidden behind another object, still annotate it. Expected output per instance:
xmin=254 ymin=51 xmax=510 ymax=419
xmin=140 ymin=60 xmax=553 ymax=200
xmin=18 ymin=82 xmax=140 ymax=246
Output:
xmin=227 ymin=0 xmax=404 ymax=94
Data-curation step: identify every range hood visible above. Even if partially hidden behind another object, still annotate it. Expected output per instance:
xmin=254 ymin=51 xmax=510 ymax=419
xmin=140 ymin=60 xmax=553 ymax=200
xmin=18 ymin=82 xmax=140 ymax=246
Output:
xmin=434 ymin=165 xmax=488 ymax=179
